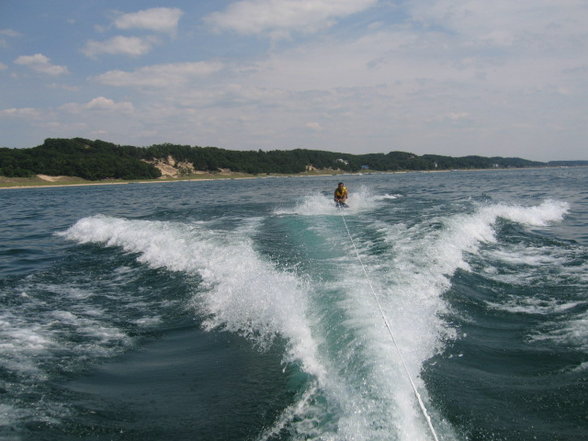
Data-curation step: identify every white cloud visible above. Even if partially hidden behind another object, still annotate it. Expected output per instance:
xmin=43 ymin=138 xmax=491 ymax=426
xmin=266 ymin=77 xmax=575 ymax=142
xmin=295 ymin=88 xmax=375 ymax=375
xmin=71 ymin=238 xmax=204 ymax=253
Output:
xmin=0 ymin=62 xmax=7 ymax=70
xmin=407 ymin=0 xmax=588 ymax=51
xmin=446 ymin=112 xmax=470 ymax=121
xmin=83 ymin=36 xmax=157 ymax=57
xmin=4 ymin=1 xmax=585 ymax=160
xmin=305 ymin=121 xmax=323 ymax=131
xmin=48 ymin=83 xmax=80 ymax=92
xmin=84 ymin=97 xmax=134 ymax=112
xmin=0 ymin=107 xmax=42 ymax=118
xmin=0 ymin=28 xmax=21 ymax=38
xmin=114 ymin=7 xmax=183 ymax=34
xmin=0 ymin=29 xmax=18 ymax=49
xmin=205 ymin=0 xmax=377 ymax=36
xmin=60 ymin=97 xmax=134 ymax=113
xmin=93 ymin=61 xmax=224 ymax=87
xmin=14 ymin=53 xmax=69 ymax=76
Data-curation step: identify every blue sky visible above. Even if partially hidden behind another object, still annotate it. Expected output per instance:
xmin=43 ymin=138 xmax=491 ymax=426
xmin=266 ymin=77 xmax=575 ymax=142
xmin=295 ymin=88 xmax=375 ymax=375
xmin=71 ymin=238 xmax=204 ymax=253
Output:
xmin=1 ymin=0 xmax=586 ymax=161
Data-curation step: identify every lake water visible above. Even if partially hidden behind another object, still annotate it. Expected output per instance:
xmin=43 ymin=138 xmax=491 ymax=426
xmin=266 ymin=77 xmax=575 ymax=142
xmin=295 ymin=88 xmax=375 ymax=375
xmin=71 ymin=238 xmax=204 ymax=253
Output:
xmin=0 ymin=167 xmax=586 ymax=441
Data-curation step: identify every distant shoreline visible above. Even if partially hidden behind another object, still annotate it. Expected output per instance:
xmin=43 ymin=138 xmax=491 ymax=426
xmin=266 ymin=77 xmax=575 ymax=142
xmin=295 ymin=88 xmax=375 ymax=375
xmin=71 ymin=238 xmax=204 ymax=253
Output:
xmin=0 ymin=166 xmax=584 ymax=190
xmin=0 ymin=171 xmax=341 ymax=190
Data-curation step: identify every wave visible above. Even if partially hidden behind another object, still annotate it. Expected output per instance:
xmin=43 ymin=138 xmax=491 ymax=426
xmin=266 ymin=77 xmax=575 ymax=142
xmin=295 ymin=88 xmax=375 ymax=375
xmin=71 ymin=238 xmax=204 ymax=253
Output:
xmin=57 ymin=198 xmax=572 ymax=440
xmin=346 ymin=199 xmax=572 ymax=410
xmin=0 ymin=266 xmax=149 ymax=428
xmin=486 ymin=297 xmax=583 ymax=315
xmin=269 ymin=196 xmax=570 ymax=440
xmin=61 ymin=216 xmax=327 ymax=378
xmin=438 ymin=200 xmax=588 ymax=355
xmin=374 ymin=199 xmax=570 ymax=306
xmin=61 ymin=214 xmax=447 ymax=440
xmin=61 ymin=216 xmax=375 ymax=438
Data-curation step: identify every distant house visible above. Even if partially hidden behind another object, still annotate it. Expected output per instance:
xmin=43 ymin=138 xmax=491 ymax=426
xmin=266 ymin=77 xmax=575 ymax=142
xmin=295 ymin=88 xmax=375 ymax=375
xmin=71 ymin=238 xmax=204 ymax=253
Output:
xmin=336 ymin=158 xmax=349 ymax=165
xmin=361 ymin=165 xmax=370 ymax=170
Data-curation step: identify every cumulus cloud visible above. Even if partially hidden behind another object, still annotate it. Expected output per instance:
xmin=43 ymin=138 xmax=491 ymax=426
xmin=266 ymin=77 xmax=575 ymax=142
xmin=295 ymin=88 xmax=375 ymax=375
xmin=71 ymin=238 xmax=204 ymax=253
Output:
xmin=93 ymin=61 xmax=224 ymax=87
xmin=83 ymin=36 xmax=157 ymax=57
xmin=84 ymin=97 xmax=134 ymax=112
xmin=61 ymin=97 xmax=134 ymax=113
xmin=114 ymin=7 xmax=183 ymax=34
xmin=205 ymin=0 xmax=377 ymax=36
xmin=14 ymin=53 xmax=69 ymax=75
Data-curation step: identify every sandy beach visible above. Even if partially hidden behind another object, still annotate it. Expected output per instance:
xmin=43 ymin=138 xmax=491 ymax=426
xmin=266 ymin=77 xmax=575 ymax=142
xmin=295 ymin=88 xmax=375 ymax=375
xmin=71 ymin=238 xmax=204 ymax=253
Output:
xmin=0 ymin=171 xmax=346 ymax=190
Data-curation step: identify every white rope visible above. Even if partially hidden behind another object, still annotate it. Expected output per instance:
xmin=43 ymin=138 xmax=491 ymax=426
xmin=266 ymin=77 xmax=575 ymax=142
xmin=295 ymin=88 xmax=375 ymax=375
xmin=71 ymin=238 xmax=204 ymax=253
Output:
xmin=338 ymin=208 xmax=441 ymax=441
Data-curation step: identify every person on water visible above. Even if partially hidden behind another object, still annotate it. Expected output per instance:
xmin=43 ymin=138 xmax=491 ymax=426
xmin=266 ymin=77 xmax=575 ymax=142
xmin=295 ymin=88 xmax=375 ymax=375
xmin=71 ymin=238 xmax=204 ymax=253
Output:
xmin=334 ymin=182 xmax=349 ymax=207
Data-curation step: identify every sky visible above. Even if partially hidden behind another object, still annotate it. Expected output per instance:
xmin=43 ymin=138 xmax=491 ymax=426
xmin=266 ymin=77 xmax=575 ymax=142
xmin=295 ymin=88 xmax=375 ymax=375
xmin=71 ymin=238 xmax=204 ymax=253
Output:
xmin=1 ymin=0 xmax=587 ymax=161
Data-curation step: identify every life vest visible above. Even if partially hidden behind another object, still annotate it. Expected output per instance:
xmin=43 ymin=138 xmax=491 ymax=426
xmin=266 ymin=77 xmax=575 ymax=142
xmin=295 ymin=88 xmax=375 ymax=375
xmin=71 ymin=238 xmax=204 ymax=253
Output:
xmin=335 ymin=186 xmax=348 ymax=198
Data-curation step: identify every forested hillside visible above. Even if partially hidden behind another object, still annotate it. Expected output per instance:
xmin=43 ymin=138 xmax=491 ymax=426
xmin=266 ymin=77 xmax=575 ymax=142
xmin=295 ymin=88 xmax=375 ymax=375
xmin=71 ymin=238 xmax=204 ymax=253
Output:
xmin=0 ymin=138 xmax=549 ymax=180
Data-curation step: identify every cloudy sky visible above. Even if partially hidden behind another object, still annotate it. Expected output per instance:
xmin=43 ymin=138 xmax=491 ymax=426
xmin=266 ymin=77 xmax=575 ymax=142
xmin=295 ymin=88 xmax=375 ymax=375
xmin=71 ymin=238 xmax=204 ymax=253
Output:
xmin=1 ymin=0 xmax=587 ymax=160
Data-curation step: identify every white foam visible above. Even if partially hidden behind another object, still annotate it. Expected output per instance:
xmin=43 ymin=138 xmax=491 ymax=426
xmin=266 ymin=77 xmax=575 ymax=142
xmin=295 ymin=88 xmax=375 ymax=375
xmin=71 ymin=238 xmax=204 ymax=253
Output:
xmin=480 ymin=243 xmax=587 ymax=287
xmin=374 ymin=193 xmax=402 ymax=201
xmin=438 ymin=200 xmax=586 ymax=358
xmin=0 ymin=264 xmax=170 ymax=429
xmin=486 ymin=298 xmax=583 ymax=315
xmin=134 ymin=316 xmax=162 ymax=327
xmin=571 ymin=361 xmax=588 ymax=372
xmin=427 ymin=199 xmax=570 ymax=275
xmin=531 ymin=310 xmax=588 ymax=351
xmin=335 ymin=238 xmax=453 ymax=440
xmin=0 ymin=311 xmax=55 ymax=380
xmin=0 ymin=403 xmax=35 ymax=427
xmin=487 ymin=199 xmax=570 ymax=227
xmin=488 ymin=248 xmax=565 ymax=267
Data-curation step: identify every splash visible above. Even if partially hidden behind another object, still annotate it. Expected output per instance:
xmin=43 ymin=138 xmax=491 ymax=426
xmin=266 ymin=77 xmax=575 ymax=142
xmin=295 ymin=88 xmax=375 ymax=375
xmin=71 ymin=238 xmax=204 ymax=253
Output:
xmin=274 ymin=186 xmax=384 ymax=216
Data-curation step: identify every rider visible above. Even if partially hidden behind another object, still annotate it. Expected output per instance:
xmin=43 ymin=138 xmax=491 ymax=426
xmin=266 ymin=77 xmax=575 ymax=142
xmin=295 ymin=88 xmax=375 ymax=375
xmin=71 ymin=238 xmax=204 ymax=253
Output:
xmin=334 ymin=182 xmax=349 ymax=207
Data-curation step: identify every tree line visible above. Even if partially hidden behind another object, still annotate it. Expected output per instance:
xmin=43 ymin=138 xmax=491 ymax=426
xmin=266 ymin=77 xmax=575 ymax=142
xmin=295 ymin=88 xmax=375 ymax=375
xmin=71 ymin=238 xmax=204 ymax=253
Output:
xmin=0 ymin=137 xmax=549 ymax=180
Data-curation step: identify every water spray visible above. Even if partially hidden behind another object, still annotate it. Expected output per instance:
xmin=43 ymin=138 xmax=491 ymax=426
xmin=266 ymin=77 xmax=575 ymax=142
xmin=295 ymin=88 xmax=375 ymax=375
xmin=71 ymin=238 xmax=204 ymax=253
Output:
xmin=338 ymin=208 xmax=441 ymax=441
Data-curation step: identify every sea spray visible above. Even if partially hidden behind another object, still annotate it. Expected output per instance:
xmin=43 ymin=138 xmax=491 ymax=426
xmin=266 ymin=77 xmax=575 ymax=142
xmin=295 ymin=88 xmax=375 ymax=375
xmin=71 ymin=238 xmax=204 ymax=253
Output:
xmin=270 ymin=193 xmax=455 ymax=440
xmin=274 ymin=185 xmax=380 ymax=217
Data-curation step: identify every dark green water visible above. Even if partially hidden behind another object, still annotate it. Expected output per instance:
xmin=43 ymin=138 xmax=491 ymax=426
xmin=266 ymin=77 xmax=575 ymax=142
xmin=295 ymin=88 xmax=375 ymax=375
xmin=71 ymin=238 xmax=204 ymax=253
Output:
xmin=0 ymin=168 xmax=586 ymax=440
